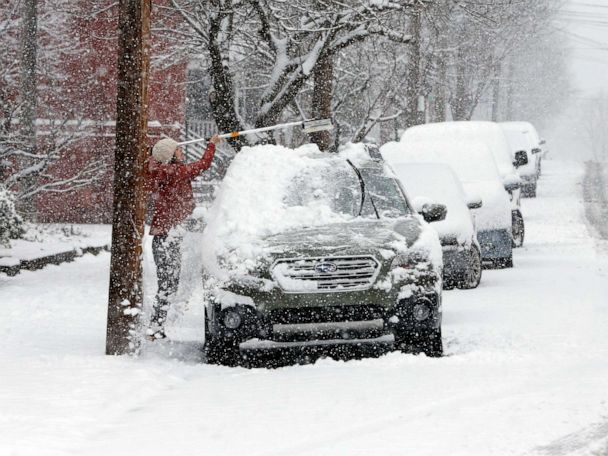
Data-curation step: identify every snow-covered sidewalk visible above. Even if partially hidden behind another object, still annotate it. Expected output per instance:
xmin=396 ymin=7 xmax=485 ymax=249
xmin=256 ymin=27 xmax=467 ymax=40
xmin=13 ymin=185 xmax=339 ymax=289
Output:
xmin=1 ymin=160 xmax=607 ymax=456
xmin=0 ymin=224 xmax=110 ymax=275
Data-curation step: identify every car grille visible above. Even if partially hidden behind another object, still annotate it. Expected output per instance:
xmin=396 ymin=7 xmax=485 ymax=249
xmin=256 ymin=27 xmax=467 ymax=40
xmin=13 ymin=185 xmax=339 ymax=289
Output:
xmin=272 ymin=256 xmax=381 ymax=293
xmin=268 ymin=304 xmax=386 ymax=324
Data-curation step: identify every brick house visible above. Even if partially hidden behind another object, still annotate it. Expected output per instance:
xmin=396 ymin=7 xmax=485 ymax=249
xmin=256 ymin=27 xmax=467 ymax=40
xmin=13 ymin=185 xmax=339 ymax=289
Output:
xmin=36 ymin=1 xmax=187 ymax=223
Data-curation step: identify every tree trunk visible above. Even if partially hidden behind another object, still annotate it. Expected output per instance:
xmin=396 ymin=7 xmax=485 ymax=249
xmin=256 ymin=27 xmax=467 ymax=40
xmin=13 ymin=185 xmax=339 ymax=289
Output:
xmin=491 ymin=61 xmax=501 ymax=122
xmin=207 ymin=12 xmax=247 ymax=151
xmin=404 ymin=10 xmax=424 ymax=129
xmin=433 ymin=41 xmax=448 ymax=122
xmin=310 ymin=53 xmax=334 ymax=151
xmin=106 ymin=0 xmax=151 ymax=356
xmin=18 ymin=0 xmax=38 ymax=220
xmin=452 ymin=46 xmax=469 ymax=121
xmin=505 ymin=60 xmax=514 ymax=120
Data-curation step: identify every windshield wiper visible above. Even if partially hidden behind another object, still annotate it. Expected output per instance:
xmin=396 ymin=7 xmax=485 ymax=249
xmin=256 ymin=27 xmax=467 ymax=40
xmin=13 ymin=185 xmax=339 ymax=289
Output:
xmin=346 ymin=159 xmax=379 ymax=219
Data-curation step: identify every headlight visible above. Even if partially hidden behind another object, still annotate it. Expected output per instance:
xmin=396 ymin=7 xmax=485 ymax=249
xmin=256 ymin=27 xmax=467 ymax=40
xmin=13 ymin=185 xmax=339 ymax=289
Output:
xmin=391 ymin=250 xmax=430 ymax=269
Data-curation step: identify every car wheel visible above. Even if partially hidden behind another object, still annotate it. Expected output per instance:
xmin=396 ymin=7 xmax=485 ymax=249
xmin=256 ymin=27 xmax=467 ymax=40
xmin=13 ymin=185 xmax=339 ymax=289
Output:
xmin=522 ymin=184 xmax=537 ymax=198
xmin=512 ymin=211 xmax=525 ymax=248
xmin=458 ymin=247 xmax=482 ymax=290
xmin=443 ymin=279 xmax=456 ymax=290
xmin=395 ymin=327 xmax=443 ymax=357
xmin=203 ymin=311 xmax=241 ymax=366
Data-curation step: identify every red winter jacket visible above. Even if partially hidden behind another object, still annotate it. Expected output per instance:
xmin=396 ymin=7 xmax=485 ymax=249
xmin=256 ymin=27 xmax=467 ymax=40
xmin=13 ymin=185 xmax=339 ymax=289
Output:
xmin=146 ymin=143 xmax=216 ymax=236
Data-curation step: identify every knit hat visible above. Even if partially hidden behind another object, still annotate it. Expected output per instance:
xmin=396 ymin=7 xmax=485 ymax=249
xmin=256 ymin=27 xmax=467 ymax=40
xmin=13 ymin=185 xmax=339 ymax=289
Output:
xmin=152 ymin=138 xmax=179 ymax=163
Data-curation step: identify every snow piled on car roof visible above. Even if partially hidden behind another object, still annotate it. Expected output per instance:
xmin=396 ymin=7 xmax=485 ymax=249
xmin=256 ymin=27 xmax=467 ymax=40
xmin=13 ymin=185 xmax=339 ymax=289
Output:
xmin=401 ymin=121 xmax=515 ymax=180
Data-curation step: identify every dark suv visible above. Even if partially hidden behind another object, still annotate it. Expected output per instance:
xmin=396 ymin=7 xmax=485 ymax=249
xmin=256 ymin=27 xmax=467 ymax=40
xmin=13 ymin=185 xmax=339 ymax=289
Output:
xmin=202 ymin=149 xmax=446 ymax=365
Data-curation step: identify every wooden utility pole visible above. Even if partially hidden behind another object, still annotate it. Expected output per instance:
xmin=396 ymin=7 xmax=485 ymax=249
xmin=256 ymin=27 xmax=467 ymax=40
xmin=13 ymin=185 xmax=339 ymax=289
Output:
xmin=106 ymin=0 xmax=151 ymax=356
xmin=19 ymin=0 xmax=38 ymax=220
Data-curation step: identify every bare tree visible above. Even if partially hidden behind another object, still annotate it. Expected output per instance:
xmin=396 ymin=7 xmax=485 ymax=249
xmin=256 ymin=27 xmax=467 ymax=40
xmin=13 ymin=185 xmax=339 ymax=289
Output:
xmin=159 ymin=0 xmax=416 ymax=150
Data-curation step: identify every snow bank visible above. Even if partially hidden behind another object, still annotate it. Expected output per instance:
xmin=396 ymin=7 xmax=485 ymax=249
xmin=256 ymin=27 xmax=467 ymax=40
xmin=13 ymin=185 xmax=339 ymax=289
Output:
xmin=390 ymin=163 xmax=475 ymax=245
xmin=381 ymin=140 xmax=512 ymax=231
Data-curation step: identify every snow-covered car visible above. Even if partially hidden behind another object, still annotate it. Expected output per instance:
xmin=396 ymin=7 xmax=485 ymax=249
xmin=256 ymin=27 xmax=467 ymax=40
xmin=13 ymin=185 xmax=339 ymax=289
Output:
xmin=501 ymin=121 xmax=545 ymax=180
xmin=401 ymin=121 xmax=526 ymax=248
xmin=382 ymin=139 xmax=514 ymax=268
xmin=500 ymin=122 xmax=541 ymax=197
xmin=199 ymin=143 xmax=445 ymax=364
xmin=390 ymin=162 xmax=482 ymax=289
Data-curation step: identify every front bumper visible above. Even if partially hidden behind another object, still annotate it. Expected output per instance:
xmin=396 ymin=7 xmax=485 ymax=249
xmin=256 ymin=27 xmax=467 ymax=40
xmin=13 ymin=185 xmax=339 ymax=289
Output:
xmin=442 ymin=245 xmax=469 ymax=281
xmin=206 ymin=290 xmax=442 ymax=345
xmin=477 ymin=228 xmax=512 ymax=260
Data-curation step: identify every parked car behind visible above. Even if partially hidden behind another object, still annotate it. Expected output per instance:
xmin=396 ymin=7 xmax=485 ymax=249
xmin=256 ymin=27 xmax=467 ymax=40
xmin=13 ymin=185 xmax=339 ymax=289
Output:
xmin=382 ymin=139 xmax=514 ymax=268
xmin=501 ymin=121 xmax=545 ymax=179
xmin=200 ymin=143 xmax=446 ymax=365
xmin=390 ymin=162 xmax=482 ymax=289
xmin=500 ymin=122 xmax=540 ymax=198
xmin=401 ymin=121 xmax=526 ymax=248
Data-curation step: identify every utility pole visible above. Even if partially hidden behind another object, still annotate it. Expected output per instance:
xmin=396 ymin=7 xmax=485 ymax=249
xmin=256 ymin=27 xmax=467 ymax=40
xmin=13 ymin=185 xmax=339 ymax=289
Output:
xmin=106 ymin=0 xmax=151 ymax=356
xmin=19 ymin=0 xmax=38 ymax=220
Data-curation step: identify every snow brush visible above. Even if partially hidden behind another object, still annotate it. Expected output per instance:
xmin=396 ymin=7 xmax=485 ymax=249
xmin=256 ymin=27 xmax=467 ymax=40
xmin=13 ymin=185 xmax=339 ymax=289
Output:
xmin=176 ymin=118 xmax=333 ymax=147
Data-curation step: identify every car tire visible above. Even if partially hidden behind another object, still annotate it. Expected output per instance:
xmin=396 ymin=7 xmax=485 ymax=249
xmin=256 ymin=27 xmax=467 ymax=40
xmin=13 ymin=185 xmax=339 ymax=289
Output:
xmin=512 ymin=211 xmax=525 ymax=248
xmin=458 ymin=247 xmax=482 ymax=290
xmin=522 ymin=184 xmax=537 ymax=198
xmin=443 ymin=279 xmax=456 ymax=290
xmin=203 ymin=311 xmax=241 ymax=366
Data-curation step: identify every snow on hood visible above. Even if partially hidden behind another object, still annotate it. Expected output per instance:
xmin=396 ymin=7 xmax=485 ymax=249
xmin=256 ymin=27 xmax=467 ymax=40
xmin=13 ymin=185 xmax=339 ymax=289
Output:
xmin=390 ymin=162 xmax=475 ymax=244
xmin=381 ymin=140 xmax=512 ymax=231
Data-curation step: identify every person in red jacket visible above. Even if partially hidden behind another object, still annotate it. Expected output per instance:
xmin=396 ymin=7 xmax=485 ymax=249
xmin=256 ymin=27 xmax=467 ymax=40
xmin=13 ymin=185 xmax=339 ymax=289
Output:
xmin=146 ymin=134 xmax=221 ymax=339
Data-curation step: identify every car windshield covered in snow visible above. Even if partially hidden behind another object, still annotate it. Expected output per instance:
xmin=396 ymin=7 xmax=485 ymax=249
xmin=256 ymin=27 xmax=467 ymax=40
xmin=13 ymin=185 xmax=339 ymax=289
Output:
xmin=283 ymin=161 xmax=409 ymax=219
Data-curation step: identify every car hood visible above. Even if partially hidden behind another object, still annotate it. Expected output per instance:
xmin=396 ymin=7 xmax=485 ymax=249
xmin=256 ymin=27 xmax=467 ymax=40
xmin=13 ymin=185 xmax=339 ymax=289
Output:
xmin=261 ymin=217 xmax=422 ymax=258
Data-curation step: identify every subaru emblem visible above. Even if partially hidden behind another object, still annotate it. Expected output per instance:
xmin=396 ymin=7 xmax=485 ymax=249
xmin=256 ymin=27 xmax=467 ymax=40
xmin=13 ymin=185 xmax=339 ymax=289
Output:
xmin=315 ymin=262 xmax=338 ymax=273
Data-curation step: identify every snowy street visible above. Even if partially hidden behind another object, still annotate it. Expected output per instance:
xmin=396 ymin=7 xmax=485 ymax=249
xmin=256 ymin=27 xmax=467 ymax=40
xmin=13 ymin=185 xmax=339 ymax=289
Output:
xmin=1 ymin=158 xmax=607 ymax=455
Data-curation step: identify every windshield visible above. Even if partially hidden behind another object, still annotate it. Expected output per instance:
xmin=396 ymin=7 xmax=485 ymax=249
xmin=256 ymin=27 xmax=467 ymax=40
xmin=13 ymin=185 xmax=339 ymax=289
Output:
xmin=283 ymin=161 xmax=409 ymax=219
xmin=359 ymin=168 xmax=410 ymax=218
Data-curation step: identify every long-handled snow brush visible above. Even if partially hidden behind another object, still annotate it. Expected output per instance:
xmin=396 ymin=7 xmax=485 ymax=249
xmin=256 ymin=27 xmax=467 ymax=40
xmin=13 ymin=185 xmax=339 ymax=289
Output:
xmin=176 ymin=118 xmax=333 ymax=147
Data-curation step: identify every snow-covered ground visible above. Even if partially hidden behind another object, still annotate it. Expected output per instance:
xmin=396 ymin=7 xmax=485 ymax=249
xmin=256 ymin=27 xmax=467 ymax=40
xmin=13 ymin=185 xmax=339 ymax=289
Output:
xmin=1 ymin=159 xmax=608 ymax=456
xmin=0 ymin=224 xmax=110 ymax=269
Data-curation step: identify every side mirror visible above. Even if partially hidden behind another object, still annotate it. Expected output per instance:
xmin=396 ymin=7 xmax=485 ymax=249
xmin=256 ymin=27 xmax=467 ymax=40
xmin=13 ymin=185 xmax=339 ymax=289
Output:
xmin=531 ymin=147 xmax=542 ymax=155
xmin=420 ymin=203 xmax=447 ymax=223
xmin=512 ymin=150 xmax=528 ymax=168
xmin=466 ymin=196 xmax=483 ymax=210
xmin=539 ymin=138 xmax=546 ymax=146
